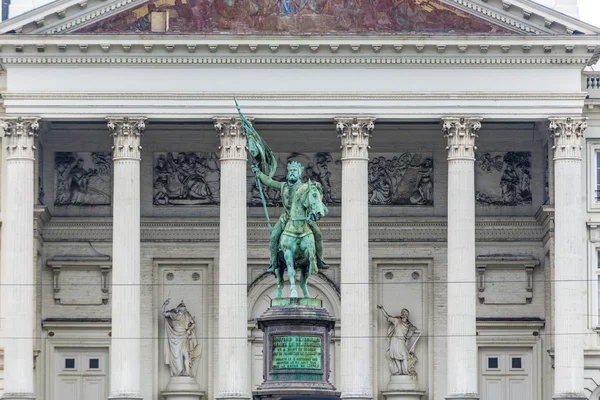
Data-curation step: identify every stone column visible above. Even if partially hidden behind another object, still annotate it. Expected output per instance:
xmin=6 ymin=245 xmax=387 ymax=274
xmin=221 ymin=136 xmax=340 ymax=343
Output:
xmin=0 ymin=117 xmax=39 ymax=400
xmin=549 ymin=117 xmax=587 ymax=400
xmin=335 ymin=117 xmax=375 ymax=400
xmin=442 ymin=117 xmax=481 ymax=400
xmin=107 ymin=117 xmax=146 ymax=400
xmin=214 ymin=118 xmax=249 ymax=400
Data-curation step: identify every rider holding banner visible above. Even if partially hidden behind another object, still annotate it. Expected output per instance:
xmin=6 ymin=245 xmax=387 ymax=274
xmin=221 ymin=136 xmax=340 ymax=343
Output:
xmin=252 ymin=162 xmax=329 ymax=273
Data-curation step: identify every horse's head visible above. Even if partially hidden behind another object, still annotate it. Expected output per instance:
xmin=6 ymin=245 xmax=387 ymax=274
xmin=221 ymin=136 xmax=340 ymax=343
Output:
xmin=303 ymin=180 xmax=328 ymax=222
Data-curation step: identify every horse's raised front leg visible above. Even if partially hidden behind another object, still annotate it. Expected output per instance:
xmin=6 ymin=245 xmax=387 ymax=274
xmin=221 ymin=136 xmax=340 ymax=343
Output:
xmin=284 ymin=250 xmax=298 ymax=298
xmin=274 ymin=265 xmax=283 ymax=299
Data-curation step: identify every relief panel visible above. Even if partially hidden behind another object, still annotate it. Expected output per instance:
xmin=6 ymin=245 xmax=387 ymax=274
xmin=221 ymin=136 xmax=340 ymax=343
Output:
xmin=475 ymin=152 xmax=532 ymax=207
xmin=54 ymin=152 xmax=112 ymax=206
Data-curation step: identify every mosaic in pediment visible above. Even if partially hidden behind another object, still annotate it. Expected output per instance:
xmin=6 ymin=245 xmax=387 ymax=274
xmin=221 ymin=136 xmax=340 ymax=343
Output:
xmin=76 ymin=0 xmax=515 ymax=34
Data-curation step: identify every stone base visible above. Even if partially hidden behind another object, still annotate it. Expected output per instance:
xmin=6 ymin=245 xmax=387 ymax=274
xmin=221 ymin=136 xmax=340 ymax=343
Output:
xmin=162 ymin=376 xmax=204 ymax=400
xmin=387 ymin=375 xmax=420 ymax=391
xmin=108 ymin=396 xmax=143 ymax=400
xmin=552 ymin=395 xmax=587 ymax=400
xmin=382 ymin=391 xmax=425 ymax=400
xmin=445 ymin=395 xmax=479 ymax=400
xmin=1 ymin=394 xmax=36 ymax=400
xmin=253 ymin=387 xmax=340 ymax=400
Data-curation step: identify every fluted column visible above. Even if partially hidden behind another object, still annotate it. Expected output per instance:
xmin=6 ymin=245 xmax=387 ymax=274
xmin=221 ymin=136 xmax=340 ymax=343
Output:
xmin=0 ymin=117 xmax=39 ymax=400
xmin=214 ymin=118 xmax=249 ymax=400
xmin=107 ymin=117 xmax=146 ymax=400
xmin=335 ymin=117 xmax=375 ymax=400
xmin=443 ymin=117 xmax=481 ymax=400
xmin=549 ymin=117 xmax=587 ymax=400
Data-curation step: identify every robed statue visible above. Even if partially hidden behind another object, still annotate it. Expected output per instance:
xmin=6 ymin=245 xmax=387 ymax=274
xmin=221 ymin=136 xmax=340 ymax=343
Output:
xmin=161 ymin=299 xmax=202 ymax=377
xmin=377 ymin=305 xmax=421 ymax=378
xmin=236 ymin=100 xmax=329 ymax=299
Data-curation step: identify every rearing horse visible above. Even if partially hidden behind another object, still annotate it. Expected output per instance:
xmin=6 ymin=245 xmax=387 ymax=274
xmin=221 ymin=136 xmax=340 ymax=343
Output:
xmin=274 ymin=180 xmax=328 ymax=298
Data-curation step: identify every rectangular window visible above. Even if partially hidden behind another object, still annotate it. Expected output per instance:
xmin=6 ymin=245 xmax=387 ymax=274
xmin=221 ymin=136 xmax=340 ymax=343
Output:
xmin=89 ymin=358 xmax=99 ymax=369
xmin=511 ymin=357 xmax=522 ymax=369
xmin=596 ymin=152 xmax=600 ymax=200
xmin=65 ymin=358 xmax=75 ymax=369
xmin=488 ymin=357 xmax=499 ymax=369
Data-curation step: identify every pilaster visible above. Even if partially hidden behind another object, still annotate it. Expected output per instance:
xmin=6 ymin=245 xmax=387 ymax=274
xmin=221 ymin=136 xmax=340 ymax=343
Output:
xmin=107 ymin=116 xmax=145 ymax=400
xmin=214 ymin=117 xmax=250 ymax=400
xmin=0 ymin=117 xmax=39 ymax=400
xmin=442 ymin=117 xmax=481 ymax=400
xmin=335 ymin=116 xmax=375 ymax=400
xmin=549 ymin=117 xmax=587 ymax=400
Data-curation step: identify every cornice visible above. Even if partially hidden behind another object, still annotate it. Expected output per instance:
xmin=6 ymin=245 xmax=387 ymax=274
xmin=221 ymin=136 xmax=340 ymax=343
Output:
xmin=41 ymin=216 xmax=543 ymax=243
xmin=1 ymin=92 xmax=588 ymax=101
xmin=0 ymin=35 xmax=596 ymax=65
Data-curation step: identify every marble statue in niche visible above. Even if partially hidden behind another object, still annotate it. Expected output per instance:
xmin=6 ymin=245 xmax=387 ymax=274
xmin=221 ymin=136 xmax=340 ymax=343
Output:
xmin=368 ymin=153 xmax=434 ymax=206
xmin=475 ymin=151 xmax=532 ymax=206
xmin=54 ymin=152 xmax=112 ymax=206
xmin=153 ymin=152 xmax=220 ymax=205
xmin=161 ymin=298 xmax=202 ymax=377
xmin=248 ymin=152 xmax=341 ymax=207
xmin=378 ymin=305 xmax=420 ymax=377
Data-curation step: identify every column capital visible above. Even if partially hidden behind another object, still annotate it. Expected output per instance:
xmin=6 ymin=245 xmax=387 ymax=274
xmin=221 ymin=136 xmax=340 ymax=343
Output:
xmin=549 ymin=117 xmax=587 ymax=160
xmin=1 ymin=117 xmax=40 ymax=160
xmin=106 ymin=117 xmax=146 ymax=160
xmin=442 ymin=117 xmax=482 ymax=161
xmin=335 ymin=117 xmax=375 ymax=160
xmin=214 ymin=117 xmax=248 ymax=161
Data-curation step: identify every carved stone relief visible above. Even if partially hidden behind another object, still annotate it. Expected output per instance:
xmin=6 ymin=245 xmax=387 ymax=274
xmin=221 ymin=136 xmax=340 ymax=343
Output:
xmin=153 ymin=152 xmax=220 ymax=205
xmin=368 ymin=153 xmax=433 ymax=206
xmin=475 ymin=151 xmax=532 ymax=206
xmin=54 ymin=152 xmax=112 ymax=206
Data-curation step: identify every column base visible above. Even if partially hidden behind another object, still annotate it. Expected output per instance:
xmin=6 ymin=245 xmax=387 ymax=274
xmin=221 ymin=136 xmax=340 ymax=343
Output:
xmin=1 ymin=394 xmax=35 ymax=400
xmin=340 ymin=393 xmax=372 ymax=400
xmin=216 ymin=393 xmax=251 ymax=400
xmin=445 ymin=395 xmax=479 ymax=400
xmin=552 ymin=394 xmax=587 ymax=400
xmin=382 ymin=390 xmax=425 ymax=400
xmin=108 ymin=395 xmax=143 ymax=400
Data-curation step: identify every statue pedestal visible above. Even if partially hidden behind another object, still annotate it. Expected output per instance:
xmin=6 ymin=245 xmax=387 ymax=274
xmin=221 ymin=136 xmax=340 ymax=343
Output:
xmin=381 ymin=375 xmax=425 ymax=400
xmin=162 ymin=376 xmax=205 ymax=400
xmin=253 ymin=298 xmax=340 ymax=400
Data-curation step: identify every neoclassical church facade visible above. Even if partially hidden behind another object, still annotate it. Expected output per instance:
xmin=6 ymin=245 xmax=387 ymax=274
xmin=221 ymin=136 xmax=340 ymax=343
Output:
xmin=0 ymin=0 xmax=599 ymax=400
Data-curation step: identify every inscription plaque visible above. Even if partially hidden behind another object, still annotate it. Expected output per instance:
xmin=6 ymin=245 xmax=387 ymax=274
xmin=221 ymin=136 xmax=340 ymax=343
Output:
xmin=272 ymin=335 xmax=322 ymax=370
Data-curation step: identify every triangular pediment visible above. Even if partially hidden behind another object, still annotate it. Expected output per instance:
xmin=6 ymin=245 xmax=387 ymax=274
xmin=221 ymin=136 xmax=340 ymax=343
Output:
xmin=75 ymin=0 xmax=515 ymax=34
xmin=0 ymin=0 xmax=599 ymax=35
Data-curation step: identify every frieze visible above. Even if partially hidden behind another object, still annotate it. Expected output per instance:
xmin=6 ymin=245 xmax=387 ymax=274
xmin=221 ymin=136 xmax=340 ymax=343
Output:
xmin=475 ymin=151 xmax=532 ymax=207
xmin=153 ymin=152 xmax=220 ymax=205
xmin=54 ymin=152 xmax=112 ymax=206
xmin=41 ymin=217 xmax=543 ymax=242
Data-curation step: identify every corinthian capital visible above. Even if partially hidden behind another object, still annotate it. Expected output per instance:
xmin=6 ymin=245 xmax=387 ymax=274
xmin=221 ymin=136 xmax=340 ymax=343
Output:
xmin=335 ymin=117 xmax=375 ymax=160
xmin=442 ymin=117 xmax=482 ymax=161
xmin=549 ymin=117 xmax=587 ymax=160
xmin=1 ymin=117 xmax=40 ymax=160
xmin=107 ymin=117 xmax=146 ymax=160
xmin=214 ymin=117 xmax=247 ymax=161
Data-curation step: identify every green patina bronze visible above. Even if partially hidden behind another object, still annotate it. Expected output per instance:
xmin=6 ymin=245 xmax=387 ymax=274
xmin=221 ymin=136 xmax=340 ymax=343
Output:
xmin=271 ymin=297 xmax=322 ymax=307
xmin=272 ymin=335 xmax=322 ymax=375
xmin=236 ymin=100 xmax=329 ymax=299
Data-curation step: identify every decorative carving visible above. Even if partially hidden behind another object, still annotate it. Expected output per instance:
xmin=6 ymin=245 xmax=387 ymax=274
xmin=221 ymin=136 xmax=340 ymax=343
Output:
xmin=1 ymin=117 xmax=40 ymax=160
xmin=475 ymin=152 xmax=532 ymax=206
xmin=106 ymin=117 xmax=146 ymax=160
xmin=442 ymin=117 xmax=482 ymax=161
xmin=54 ymin=152 xmax=112 ymax=206
xmin=153 ymin=152 xmax=220 ymax=205
xmin=476 ymin=256 xmax=539 ymax=305
xmin=335 ymin=117 xmax=375 ymax=160
xmin=368 ymin=154 xmax=433 ymax=206
xmin=47 ymin=258 xmax=111 ymax=305
xmin=549 ymin=117 xmax=587 ymax=160
xmin=214 ymin=118 xmax=247 ymax=161
xmin=161 ymin=298 xmax=201 ymax=377
xmin=377 ymin=305 xmax=421 ymax=378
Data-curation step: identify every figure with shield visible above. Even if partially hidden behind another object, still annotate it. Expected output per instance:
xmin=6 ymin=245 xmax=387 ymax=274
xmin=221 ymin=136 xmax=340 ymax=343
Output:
xmin=377 ymin=304 xmax=421 ymax=377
